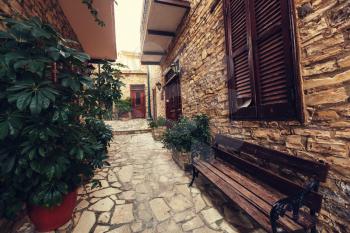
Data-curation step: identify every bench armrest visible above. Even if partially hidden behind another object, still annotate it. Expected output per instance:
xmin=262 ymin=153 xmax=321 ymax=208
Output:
xmin=270 ymin=178 xmax=319 ymax=233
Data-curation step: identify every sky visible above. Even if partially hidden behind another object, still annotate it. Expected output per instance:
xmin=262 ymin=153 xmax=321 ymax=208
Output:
xmin=115 ymin=0 xmax=144 ymax=53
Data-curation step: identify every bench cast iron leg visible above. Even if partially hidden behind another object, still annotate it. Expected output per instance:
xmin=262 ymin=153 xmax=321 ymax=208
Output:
xmin=189 ymin=166 xmax=199 ymax=187
xmin=310 ymin=209 xmax=318 ymax=233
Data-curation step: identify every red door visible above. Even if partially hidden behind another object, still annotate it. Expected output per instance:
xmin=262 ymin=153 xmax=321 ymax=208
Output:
xmin=165 ymin=75 xmax=182 ymax=121
xmin=131 ymin=85 xmax=146 ymax=118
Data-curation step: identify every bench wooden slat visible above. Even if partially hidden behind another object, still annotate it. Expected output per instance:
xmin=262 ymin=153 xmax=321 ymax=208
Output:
xmin=196 ymin=160 xmax=303 ymax=233
xmin=215 ymin=135 xmax=329 ymax=181
xmin=210 ymin=159 xmax=315 ymax=229
xmin=194 ymin=158 xmax=305 ymax=232
xmin=214 ymin=147 xmax=323 ymax=212
xmin=193 ymin=160 xmax=275 ymax=233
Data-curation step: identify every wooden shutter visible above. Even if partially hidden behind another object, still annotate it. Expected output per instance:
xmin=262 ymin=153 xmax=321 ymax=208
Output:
xmin=252 ymin=0 xmax=298 ymax=120
xmin=226 ymin=0 xmax=257 ymax=119
xmin=224 ymin=0 xmax=300 ymax=121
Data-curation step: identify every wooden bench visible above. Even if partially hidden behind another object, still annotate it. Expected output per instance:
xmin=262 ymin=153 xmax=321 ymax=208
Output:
xmin=190 ymin=134 xmax=329 ymax=233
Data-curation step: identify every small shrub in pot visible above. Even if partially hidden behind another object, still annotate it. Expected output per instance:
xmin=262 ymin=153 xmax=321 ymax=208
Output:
xmin=162 ymin=114 xmax=210 ymax=170
xmin=149 ymin=117 xmax=167 ymax=140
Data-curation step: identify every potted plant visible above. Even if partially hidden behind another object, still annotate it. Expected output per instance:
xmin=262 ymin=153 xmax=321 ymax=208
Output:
xmin=0 ymin=16 xmax=115 ymax=231
xmin=116 ymin=98 xmax=132 ymax=120
xmin=162 ymin=115 xmax=211 ymax=170
xmin=149 ymin=117 xmax=167 ymax=141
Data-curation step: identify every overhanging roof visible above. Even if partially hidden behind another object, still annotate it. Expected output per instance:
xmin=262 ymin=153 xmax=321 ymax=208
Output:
xmin=141 ymin=0 xmax=190 ymax=65
xmin=59 ymin=0 xmax=117 ymax=61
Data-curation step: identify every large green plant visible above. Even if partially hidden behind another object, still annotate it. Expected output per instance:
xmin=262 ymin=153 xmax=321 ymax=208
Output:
xmin=0 ymin=16 xmax=114 ymax=219
xmin=83 ymin=62 xmax=124 ymax=119
xmin=116 ymin=98 xmax=132 ymax=116
xmin=162 ymin=114 xmax=211 ymax=153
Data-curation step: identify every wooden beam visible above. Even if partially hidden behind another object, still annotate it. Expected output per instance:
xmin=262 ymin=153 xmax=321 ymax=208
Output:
xmin=143 ymin=51 xmax=166 ymax=56
xmin=154 ymin=0 xmax=190 ymax=9
xmin=148 ymin=29 xmax=175 ymax=37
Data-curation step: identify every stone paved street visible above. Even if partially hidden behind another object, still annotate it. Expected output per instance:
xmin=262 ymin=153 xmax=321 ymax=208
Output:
xmin=12 ymin=121 xmax=265 ymax=233
xmin=70 ymin=126 xmax=266 ymax=233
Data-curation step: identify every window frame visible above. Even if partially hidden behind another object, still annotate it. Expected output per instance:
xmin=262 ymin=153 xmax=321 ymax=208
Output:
xmin=223 ymin=0 xmax=304 ymax=122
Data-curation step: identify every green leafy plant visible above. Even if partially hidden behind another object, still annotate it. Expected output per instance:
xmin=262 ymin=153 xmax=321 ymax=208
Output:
xmin=0 ymin=16 xmax=117 ymax=219
xmin=162 ymin=114 xmax=211 ymax=153
xmin=83 ymin=62 xmax=124 ymax=119
xmin=149 ymin=116 xmax=167 ymax=128
xmin=116 ymin=98 xmax=132 ymax=117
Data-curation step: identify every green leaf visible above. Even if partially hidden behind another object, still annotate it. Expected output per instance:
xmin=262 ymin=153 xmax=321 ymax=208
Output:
xmin=28 ymin=149 xmax=36 ymax=160
xmin=16 ymin=92 xmax=32 ymax=111
xmin=30 ymin=94 xmax=41 ymax=115
xmin=38 ymin=147 xmax=45 ymax=157
xmin=0 ymin=31 xmax=13 ymax=39
xmin=5 ymin=52 xmax=25 ymax=66
xmin=31 ymin=27 xmax=51 ymax=39
xmin=76 ymin=148 xmax=84 ymax=160
xmin=72 ymin=52 xmax=90 ymax=62
xmin=46 ymin=166 xmax=55 ymax=180
xmin=30 ymin=161 xmax=41 ymax=173
xmin=0 ymin=121 xmax=9 ymax=140
xmin=1 ymin=156 xmax=15 ymax=174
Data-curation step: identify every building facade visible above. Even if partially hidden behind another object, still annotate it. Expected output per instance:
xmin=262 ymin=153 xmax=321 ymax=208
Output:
xmin=116 ymin=51 xmax=164 ymax=119
xmin=142 ymin=0 xmax=350 ymax=232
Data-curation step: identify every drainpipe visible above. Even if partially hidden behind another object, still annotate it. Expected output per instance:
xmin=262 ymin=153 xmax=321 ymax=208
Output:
xmin=147 ymin=65 xmax=153 ymax=120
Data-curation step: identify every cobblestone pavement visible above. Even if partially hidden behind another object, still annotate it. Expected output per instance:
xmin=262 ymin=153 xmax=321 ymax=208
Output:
xmin=70 ymin=132 xmax=265 ymax=233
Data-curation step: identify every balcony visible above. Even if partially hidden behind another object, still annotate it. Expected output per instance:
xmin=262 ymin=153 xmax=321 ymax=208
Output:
xmin=59 ymin=0 xmax=117 ymax=60
xmin=140 ymin=0 xmax=190 ymax=65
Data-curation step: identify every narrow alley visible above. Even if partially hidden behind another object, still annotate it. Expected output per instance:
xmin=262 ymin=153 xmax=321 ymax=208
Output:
xmin=70 ymin=121 xmax=264 ymax=233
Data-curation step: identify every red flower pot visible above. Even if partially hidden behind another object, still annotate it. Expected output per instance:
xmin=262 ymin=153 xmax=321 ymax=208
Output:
xmin=28 ymin=190 xmax=77 ymax=232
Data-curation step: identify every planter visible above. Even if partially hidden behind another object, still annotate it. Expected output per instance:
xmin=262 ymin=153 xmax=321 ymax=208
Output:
xmin=28 ymin=190 xmax=77 ymax=232
xmin=172 ymin=150 xmax=192 ymax=171
xmin=152 ymin=126 xmax=167 ymax=141
xmin=118 ymin=112 xmax=131 ymax=121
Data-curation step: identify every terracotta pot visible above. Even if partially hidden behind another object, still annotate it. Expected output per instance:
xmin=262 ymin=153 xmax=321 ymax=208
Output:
xmin=28 ymin=190 xmax=77 ymax=232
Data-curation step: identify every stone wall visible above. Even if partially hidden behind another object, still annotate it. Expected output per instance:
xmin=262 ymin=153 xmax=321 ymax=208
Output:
xmin=0 ymin=0 xmax=80 ymax=44
xmin=161 ymin=0 xmax=350 ymax=232
xmin=117 ymin=52 xmax=149 ymax=119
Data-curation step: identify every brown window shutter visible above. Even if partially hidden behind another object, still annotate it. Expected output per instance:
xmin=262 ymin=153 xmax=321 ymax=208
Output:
xmin=226 ymin=0 xmax=257 ymax=120
xmin=252 ymin=0 xmax=298 ymax=120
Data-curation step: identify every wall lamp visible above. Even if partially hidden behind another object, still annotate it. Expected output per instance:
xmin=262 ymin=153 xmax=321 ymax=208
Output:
xmin=156 ymin=81 xmax=162 ymax=91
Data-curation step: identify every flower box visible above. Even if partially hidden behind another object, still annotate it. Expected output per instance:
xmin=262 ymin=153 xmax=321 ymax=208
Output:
xmin=152 ymin=126 xmax=167 ymax=141
xmin=172 ymin=150 xmax=192 ymax=171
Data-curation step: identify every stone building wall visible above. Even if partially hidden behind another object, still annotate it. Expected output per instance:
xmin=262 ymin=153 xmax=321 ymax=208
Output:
xmin=0 ymin=0 xmax=80 ymax=45
xmin=161 ymin=0 xmax=350 ymax=232
xmin=117 ymin=52 xmax=149 ymax=118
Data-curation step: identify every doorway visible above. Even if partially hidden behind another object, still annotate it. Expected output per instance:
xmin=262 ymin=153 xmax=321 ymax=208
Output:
xmin=130 ymin=85 xmax=146 ymax=118
xmin=165 ymin=74 xmax=182 ymax=121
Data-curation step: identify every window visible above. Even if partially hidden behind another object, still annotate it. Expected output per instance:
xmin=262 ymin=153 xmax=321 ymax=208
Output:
xmin=135 ymin=92 xmax=141 ymax=106
xmin=224 ymin=0 xmax=301 ymax=121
